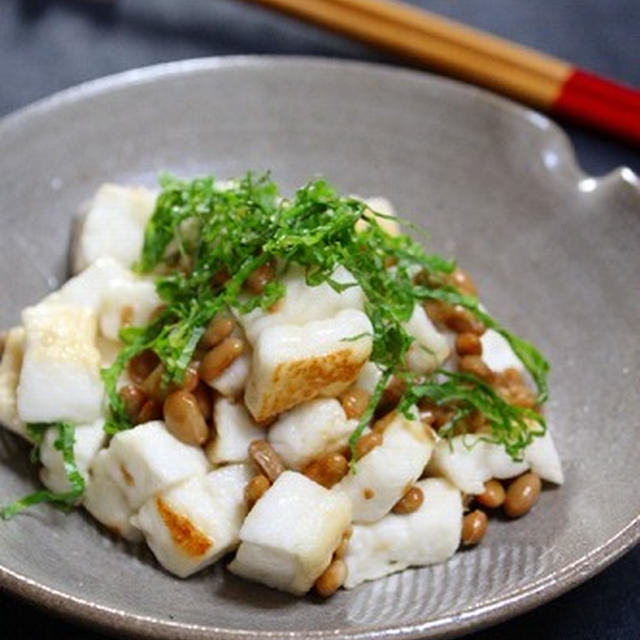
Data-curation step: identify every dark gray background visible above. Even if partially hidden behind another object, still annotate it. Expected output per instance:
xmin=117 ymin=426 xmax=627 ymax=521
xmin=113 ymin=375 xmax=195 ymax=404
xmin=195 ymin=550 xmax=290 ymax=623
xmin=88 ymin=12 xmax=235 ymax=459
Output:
xmin=1 ymin=1 xmax=638 ymax=638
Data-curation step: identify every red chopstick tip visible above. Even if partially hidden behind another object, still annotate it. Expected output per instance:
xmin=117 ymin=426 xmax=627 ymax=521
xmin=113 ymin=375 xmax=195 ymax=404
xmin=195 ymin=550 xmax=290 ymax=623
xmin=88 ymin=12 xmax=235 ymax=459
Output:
xmin=551 ymin=69 xmax=640 ymax=145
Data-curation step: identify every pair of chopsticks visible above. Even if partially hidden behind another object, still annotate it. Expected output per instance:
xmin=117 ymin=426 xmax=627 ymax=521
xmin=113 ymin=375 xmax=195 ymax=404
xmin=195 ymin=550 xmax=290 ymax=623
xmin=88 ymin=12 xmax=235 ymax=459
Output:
xmin=245 ymin=0 xmax=640 ymax=144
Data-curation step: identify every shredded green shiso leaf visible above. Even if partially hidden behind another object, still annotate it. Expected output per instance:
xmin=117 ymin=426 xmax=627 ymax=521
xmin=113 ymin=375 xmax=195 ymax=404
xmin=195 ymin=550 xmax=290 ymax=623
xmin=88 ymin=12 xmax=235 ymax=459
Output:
xmin=102 ymin=171 xmax=548 ymax=459
xmin=398 ymin=370 xmax=545 ymax=460
xmin=0 ymin=422 xmax=85 ymax=520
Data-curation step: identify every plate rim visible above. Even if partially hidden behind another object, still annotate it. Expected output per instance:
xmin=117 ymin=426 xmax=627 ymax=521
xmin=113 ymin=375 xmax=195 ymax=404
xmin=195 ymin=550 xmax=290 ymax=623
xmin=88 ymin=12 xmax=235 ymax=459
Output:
xmin=0 ymin=54 xmax=638 ymax=640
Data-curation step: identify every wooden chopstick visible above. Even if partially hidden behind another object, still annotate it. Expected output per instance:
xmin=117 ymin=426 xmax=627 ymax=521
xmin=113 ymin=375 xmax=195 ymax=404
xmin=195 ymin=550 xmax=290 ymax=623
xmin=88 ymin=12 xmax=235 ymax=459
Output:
xmin=245 ymin=0 xmax=640 ymax=144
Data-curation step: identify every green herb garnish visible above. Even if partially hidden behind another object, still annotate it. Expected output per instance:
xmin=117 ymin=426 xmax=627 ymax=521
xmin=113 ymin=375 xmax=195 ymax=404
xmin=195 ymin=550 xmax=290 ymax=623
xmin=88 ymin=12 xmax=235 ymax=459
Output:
xmin=416 ymin=287 xmax=549 ymax=404
xmin=100 ymin=172 xmax=549 ymax=461
xmin=398 ymin=370 xmax=545 ymax=461
xmin=1 ymin=422 xmax=85 ymax=520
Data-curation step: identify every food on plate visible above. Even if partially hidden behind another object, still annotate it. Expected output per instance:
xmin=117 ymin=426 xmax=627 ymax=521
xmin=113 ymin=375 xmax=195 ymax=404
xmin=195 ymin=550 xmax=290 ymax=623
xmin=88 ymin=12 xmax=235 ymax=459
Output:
xmin=0 ymin=172 xmax=562 ymax=596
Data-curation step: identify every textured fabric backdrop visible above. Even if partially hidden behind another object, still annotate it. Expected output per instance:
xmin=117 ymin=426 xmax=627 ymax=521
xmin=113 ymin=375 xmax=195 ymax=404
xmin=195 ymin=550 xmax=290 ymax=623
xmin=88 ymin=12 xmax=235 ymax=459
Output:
xmin=0 ymin=1 xmax=638 ymax=638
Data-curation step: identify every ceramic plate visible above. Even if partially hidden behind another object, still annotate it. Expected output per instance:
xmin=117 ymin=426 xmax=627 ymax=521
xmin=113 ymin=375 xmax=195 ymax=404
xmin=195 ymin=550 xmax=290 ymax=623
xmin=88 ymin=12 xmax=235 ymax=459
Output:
xmin=0 ymin=57 xmax=638 ymax=639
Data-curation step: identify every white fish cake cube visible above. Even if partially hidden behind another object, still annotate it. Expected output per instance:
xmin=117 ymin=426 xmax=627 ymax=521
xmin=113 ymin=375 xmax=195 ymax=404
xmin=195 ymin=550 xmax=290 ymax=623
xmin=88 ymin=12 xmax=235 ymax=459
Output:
xmin=343 ymin=478 xmax=462 ymax=588
xmin=99 ymin=278 xmax=161 ymax=341
xmin=42 ymin=258 xmax=133 ymax=312
xmin=206 ymin=397 xmax=263 ymax=465
xmin=105 ymin=421 xmax=210 ymax=510
xmin=427 ymin=436 xmax=526 ymax=494
xmin=405 ymin=305 xmax=450 ymax=374
xmin=205 ymin=350 xmax=251 ymax=398
xmin=229 ymin=470 xmax=351 ymax=595
xmin=0 ymin=327 xmax=30 ymax=441
xmin=355 ymin=196 xmax=401 ymax=236
xmin=427 ymin=429 xmax=563 ymax=494
xmin=353 ymin=363 xmax=412 ymax=406
xmin=268 ymin=398 xmax=354 ymax=470
xmin=522 ymin=429 xmax=564 ymax=484
xmin=334 ymin=413 xmax=435 ymax=523
xmin=237 ymin=265 xmax=365 ymax=346
xmin=364 ymin=196 xmax=396 ymax=216
xmin=17 ymin=304 xmax=103 ymax=424
xmin=73 ymin=183 xmax=156 ymax=272
xmin=353 ymin=361 xmax=383 ymax=395
xmin=131 ymin=464 xmax=253 ymax=578
xmin=244 ymin=309 xmax=373 ymax=422
xmin=39 ymin=419 xmax=106 ymax=494
xmin=83 ymin=449 xmax=142 ymax=541
xmin=96 ymin=336 xmax=123 ymax=368
xmin=480 ymin=329 xmax=525 ymax=374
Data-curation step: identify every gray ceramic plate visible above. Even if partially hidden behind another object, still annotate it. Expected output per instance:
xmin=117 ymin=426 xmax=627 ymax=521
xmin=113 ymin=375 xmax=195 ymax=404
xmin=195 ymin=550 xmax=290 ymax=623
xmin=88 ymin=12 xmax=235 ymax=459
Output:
xmin=0 ymin=57 xmax=638 ymax=640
